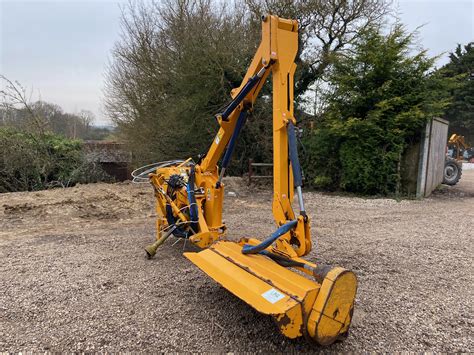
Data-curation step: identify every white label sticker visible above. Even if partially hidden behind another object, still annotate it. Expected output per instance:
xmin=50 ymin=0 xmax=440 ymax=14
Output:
xmin=215 ymin=131 xmax=223 ymax=145
xmin=261 ymin=288 xmax=285 ymax=304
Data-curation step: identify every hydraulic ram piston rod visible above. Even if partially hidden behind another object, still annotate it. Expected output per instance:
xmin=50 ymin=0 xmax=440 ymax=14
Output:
xmin=287 ymin=121 xmax=306 ymax=215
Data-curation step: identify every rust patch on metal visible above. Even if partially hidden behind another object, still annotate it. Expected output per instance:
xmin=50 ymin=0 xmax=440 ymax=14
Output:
xmin=276 ymin=313 xmax=292 ymax=328
xmin=312 ymin=264 xmax=333 ymax=283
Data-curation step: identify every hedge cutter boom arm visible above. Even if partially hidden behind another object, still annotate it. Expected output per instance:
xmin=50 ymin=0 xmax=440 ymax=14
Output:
xmin=145 ymin=15 xmax=357 ymax=346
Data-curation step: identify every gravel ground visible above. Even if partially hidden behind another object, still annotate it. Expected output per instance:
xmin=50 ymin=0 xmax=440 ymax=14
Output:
xmin=1 ymin=172 xmax=473 ymax=352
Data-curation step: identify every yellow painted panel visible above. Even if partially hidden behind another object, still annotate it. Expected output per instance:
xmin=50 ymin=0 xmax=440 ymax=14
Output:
xmin=210 ymin=241 xmax=318 ymax=301
xmin=184 ymin=248 xmax=298 ymax=315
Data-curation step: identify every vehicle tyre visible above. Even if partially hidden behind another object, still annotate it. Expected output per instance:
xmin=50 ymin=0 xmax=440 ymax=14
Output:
xmin=443 ymin=158 xmax=462 ymax=186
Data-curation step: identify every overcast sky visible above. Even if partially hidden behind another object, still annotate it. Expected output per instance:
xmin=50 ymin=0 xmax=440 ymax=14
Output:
xmin=0 ymin=0 xmax=473 ymax=125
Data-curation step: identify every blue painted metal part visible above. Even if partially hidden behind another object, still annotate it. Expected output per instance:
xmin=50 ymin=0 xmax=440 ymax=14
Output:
xmin=186 ymin=165 xmax=199 ymax=233
xmin=166 ymin=204 xmax=188 ymax=238
xmin=242 ymin=220 xmax=298 ymax=254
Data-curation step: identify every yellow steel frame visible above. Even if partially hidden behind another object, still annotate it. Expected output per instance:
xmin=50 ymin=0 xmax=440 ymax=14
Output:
xmin=152 ymin=15 xmax=311 ymax=256
xmin=147 ymin=15 xmax=357 ymax=346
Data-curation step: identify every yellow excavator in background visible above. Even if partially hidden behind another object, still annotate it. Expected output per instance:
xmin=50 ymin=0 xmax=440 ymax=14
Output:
xmin=443 ymin=134 xmax=470 ymax=185
xmin=447 ymin=134 xmax=469 ymax=162
xmin=140 ymin=15 xmax=357 ymax=346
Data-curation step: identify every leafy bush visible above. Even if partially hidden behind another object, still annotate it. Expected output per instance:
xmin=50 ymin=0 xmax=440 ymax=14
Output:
xmin=0 ymin=128 xmax=109 ymax=192
xmin=302 ymin=128 xmax=341 ymax=190
xmin=302 ymin=26 xmax=453 ymax=195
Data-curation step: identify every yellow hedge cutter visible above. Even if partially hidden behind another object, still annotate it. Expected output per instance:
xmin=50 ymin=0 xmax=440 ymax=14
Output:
xmin=142 ymin=15 xmax=357 ymax=346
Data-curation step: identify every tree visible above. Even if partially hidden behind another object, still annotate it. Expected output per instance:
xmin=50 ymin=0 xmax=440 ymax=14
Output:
xmin=104 ymin=0 xmax=391 ymax=168
xmin=441 ymin=42 xmax=474 ymax=143
xmin=0 ymin=75 xmax=48 ymax=133
xmin=0 ymin=75 xmax=109 ymax=141
xmin=244 ymin=0 xmax=392 ymax=99
xmin=105 ymin=0 xmax=260 ymax=164
xmin=302 ymin=25 xmax=453 ymax=195
xmin=0 ymin=76 xmax=112 ymax=192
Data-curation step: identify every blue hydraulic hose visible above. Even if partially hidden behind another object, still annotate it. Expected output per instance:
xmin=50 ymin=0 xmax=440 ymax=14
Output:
xmin=242 ymin=220 xmax=298 ymax=254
